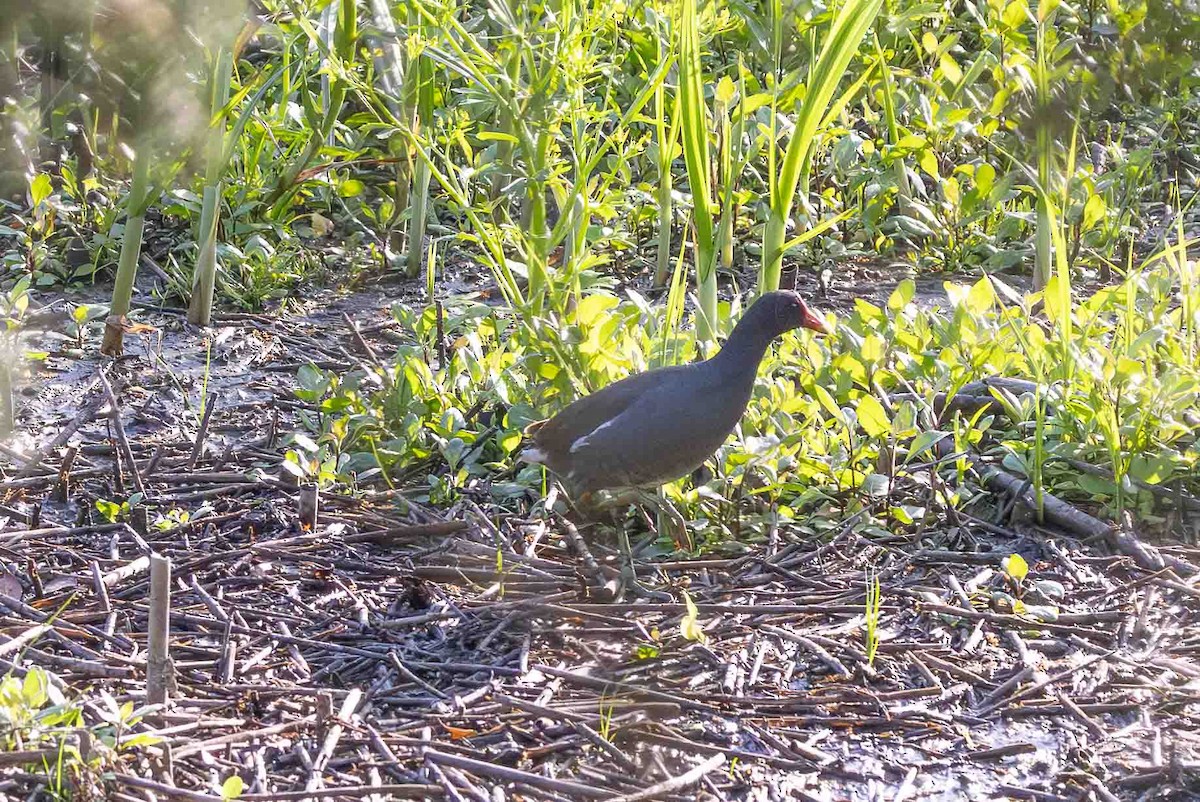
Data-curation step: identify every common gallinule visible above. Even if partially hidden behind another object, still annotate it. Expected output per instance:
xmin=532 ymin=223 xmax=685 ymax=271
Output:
xmin=525 ymin=290 xmax=829 ymax=500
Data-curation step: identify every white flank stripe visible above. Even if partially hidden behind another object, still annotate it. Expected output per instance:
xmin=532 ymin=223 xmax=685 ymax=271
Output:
xmin=570 ymin=418 xmax=617 ymax=454
xmin=521 ymin=447 xmax=547 ymax=464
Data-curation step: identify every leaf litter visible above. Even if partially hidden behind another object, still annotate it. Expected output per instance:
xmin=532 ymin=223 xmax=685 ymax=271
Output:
xmin=0 ymin=274 xmax=1196 ymax=801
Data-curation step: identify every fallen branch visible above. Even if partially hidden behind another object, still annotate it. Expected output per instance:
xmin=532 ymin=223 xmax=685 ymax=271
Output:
xmin=606 ymin=753 xmax=726 ymax=802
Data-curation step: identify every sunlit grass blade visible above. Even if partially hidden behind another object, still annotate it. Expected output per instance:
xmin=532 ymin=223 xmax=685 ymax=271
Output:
xmin=652 ymin=12 xmax=681 ymax=288
xmin=677 ymin=0 xmax=718 ymax=342
xmin=406 ymin=18 xmax=436 ymax=279
xmin=760 ymin=0 xmax=883 ymax=293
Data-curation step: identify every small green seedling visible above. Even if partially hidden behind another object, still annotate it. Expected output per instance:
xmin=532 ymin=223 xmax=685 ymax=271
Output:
xmin=1001 ymin=553 xmax=1029 ymax=590
xmin=680 ymin=590 xmax=707 ymax=644
xmin=864 ymin=570 xmax=882 ymax=667
xmin=95 ymin=493 xmax=142 ymax=524
xmin=221 ymin=775 xmax=245 ymax=801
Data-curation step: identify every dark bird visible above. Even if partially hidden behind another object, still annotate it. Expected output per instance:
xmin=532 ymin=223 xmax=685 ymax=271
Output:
xmin=523 ymin=290 xmax=830 ymax=500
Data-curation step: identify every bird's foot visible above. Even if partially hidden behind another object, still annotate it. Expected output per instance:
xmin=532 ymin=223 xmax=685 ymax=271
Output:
xmin=617 ymin=561 xmax=673 ymax=602
xmin=616 ymin=529 xmax=672 ymax=601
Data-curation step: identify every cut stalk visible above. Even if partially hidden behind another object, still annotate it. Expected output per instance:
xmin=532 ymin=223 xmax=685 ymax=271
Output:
xmin=101 ymin=142 xmax=152 ymax=356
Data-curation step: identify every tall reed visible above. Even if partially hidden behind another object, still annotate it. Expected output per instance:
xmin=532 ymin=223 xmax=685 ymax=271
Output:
xmin=759 ymin=0 xmax=882 ymax=294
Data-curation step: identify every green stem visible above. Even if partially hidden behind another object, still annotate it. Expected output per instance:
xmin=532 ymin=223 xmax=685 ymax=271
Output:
xmin=102 ymin=144 xmax=151 ymax=355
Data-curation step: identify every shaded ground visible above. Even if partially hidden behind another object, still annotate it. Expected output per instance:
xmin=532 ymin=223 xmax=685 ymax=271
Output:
xmin=0 ymin=267 xmax=1198 ymax=801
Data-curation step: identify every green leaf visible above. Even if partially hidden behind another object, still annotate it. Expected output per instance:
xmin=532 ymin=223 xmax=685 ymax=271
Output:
xmin=813 ymin=385 xmax=845 ymax=423
xmin=974 ymin=162 xmax=996 ymax=195
xmin=680 ymin=590 xmax=707 ymax=644
xmin=221 ymin=775 xmax=245 ymax=801
xmin=291 ymin=433 xmax=320 ymax=453
xmin=1002 ymin=553 xmax=1029 ymax=584
xmin=1114 ymin=356 xmax=1143 ymax=382
xmin=906 ymin=430 xmax=948 ymax=461
xmin=888 ymin=279 xmax=915 ymax=312
xmin=861 ymin=473 xmax=891 ymax=497
xmin=96 ymin=499 xmax=122 ymax=523
xmin=576 ymin=293 xmax=619 ymax=327
xmin=1081 ymin=193 xmax=1106 ymax=230
xmin=1129 ymin=454 xmax=1174 ymax=484
xmin=939 ymin=53 xmax=962 ymax=84
xmin=966 ymin=277 xmax=995 ymax=314
xmin=338 ymin=179 xmax=365 ymax=198
xmin=714 ymin=75 xmax=736 ymax=105
xmin=477 ymin=131 xmax=519 ymax=144
xmin=22 ymin=669 xmax=48 ymax=709
xmin=280 ymin=459 xmax=307 ymax=479
xmin=1043 ymin=274 xmax=1070 ymax=326
xmin=918 ymin=148 xmax=939 ymax=177
xmin=30 ymin=173 xmax=52 ymax=208
xmin=1003 ymin=0 xmax=1030 ymax=29
xmin=857 ymin=395 xmax=891 ymax=438
xmin=860 ymin=334 xmax=886 ymax=365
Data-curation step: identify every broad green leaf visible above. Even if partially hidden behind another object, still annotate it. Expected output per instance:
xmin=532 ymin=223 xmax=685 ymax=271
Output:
xmin=291 ymin=433 xmax=320 ymax=453
xmin=1001 ymin=553 xmax=1029 ymax=583
xmin=860 ymin=334 xmax=886 ymax=364
xmin=337 ymin=178 xmax=364 ymax=198
xmin=30 ymin=173 xmax=52 ymax=208
xmin=857 ymin=395 xmax=891 ymax=438
xmin=943 ymin=176 xmax=960 ymax=206
xmin=939 ymin=53 xmax=963 ymax=84
xmin=896 ymin=134 xmax=927 ymax=150
xmin=22 ymin=670 xmax=48 ymax=708
xmin=1081 ymin=193 xmax=1106 ymax=231
xmin=715 ymin=75 xmax=736 ymax=105
xmin=1129 ymin=454 xmax=1174 ymax=484
xmin=967 ymin=278 xmax=995 ymax=314
xmin=888 ymin=279 xmax=915 ymax=312
xmin=1002 ymin=0 xmax=1030 ymax=29
xmin=861 ymin=473 xmax=891 ymax=496
xmin=813 ymin=385 xmax=845 ymax=423
xmin=576 ymin=293 xmax=619 ymax=327
xmin=1043 ymin=274 xmax=1070 ymax=325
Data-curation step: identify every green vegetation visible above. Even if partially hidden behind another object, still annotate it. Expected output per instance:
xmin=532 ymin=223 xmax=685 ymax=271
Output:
xmin=0 ymin=665 xmax=160 ymax=797
xmin=0 ymin=2 xmax=1196 ymax=539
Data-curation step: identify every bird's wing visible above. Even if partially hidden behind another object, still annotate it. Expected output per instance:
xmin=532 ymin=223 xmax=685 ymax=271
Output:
xmin=526 ymin=366 xmax=690 ymax=459
xmin=562 ymin=382 xmax=709 ymax=489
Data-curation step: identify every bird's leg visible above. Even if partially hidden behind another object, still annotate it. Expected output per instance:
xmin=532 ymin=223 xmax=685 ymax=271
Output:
xmin=636 ymin=488 xmax=691 ymax=552
xmin=560 ymin=489 xmax=663 ymax=600
xmin=616 ymin=527 xmax=672 ymax=601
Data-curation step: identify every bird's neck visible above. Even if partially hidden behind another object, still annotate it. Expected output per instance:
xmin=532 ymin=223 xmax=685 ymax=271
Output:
xmin=705 ymin=317 xmax=774 ymax=384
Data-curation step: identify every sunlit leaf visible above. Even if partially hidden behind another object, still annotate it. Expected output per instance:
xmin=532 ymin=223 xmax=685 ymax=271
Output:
xmin=856 ymin=395 xmax=891 ymax=438
xmin=1001 ymin=553 xmax=1029 ymax=584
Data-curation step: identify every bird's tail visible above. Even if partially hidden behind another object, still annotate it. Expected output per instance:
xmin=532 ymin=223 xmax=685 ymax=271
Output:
xmin=518 ymin=419 xmax=547 ymax=464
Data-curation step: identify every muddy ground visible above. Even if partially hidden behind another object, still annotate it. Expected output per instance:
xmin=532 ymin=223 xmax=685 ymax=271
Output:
xmin=0 ymin=260 xmax=1197 ymax=802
